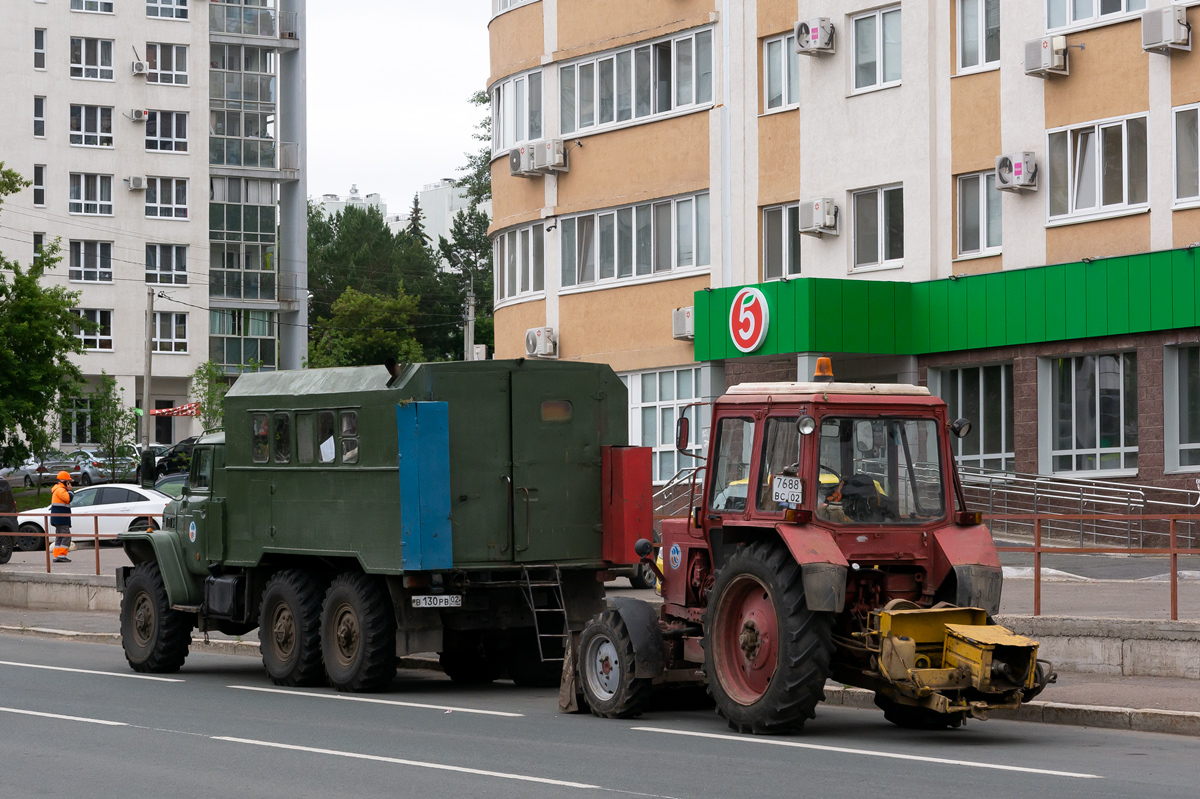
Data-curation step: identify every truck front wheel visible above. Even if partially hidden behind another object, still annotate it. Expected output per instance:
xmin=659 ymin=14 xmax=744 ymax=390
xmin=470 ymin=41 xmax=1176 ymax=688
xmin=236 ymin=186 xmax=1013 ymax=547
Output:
xmin=578 ymin=610 xmax=653 ymax=718
xmin=121 ymin=562 xmax=192 ymax=673
xmin=260 ymin=569 xmax=326 ymax=687
xmin=704 ymin=539 xmax=835 ymax=734
xmin=322 ymin=572 xmax=396 ymax=692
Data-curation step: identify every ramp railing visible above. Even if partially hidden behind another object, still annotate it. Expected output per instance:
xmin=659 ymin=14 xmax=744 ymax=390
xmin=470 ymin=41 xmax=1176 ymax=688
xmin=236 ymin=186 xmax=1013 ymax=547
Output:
xmin=653 ymin=465 xmax=704 ymax=521
xmin=0 ymin=512 xmax=164 ymax=575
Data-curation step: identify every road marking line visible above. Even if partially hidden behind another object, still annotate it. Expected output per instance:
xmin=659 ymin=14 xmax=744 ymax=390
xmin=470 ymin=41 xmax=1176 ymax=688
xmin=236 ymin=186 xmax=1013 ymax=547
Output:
xmin=226 ymin=684 xmax=524 ymax=717
xmin=211 ymin=736 xmax=599 ymax=788
xmin=0 ymin=660 xmax=184 ymax=682
xmin=0 ymin=706 xmax=127 ymax=727
xmin=631 ymin=727 xmax=1103 ymax=780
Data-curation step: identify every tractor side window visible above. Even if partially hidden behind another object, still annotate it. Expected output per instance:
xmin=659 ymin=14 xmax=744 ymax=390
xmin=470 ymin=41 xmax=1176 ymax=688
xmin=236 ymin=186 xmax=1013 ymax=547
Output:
xmin=296 ymin=413 xmax=314 ymax=464
xmin=191 ymin=447 xmax=213 ymax=490
xmin=756 ymin=417 xmax=800 ymax=512
xmin=251 ymin=414 xmax=269 ymax=463
xmin=317 ymin=411 xmax=336 ymax=463
xmin=340 ymin=411 xmax=358 ymax=464
xmin=708 ymin=417 xmax=754 ymax=513
xmin=273 ymin=413 xmax=291 ymax=464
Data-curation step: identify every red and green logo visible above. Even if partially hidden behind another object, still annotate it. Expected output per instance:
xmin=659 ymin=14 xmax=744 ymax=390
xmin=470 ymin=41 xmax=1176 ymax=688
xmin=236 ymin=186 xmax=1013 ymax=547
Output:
xmin=729 ymin=287 xmax=770 ymax=353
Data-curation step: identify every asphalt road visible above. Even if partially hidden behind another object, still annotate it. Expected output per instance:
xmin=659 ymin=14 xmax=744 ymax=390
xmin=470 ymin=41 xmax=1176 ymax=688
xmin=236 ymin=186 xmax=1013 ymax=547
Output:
xmin=2 ymin=636 xmax=1197 ymax=798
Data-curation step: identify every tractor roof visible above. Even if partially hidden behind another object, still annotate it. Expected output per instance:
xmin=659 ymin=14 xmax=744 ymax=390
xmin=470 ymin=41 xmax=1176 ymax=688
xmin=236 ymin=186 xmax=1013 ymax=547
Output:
xmin=725 ymin=381 xmax=931 ymax=397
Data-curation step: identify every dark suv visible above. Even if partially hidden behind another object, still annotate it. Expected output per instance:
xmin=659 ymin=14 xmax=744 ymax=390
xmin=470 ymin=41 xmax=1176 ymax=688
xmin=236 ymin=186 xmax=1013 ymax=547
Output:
xmin=155 ymin=436 xmax=198 ymax=478
xmin=0 ymin=476 xmax=16 ymax=564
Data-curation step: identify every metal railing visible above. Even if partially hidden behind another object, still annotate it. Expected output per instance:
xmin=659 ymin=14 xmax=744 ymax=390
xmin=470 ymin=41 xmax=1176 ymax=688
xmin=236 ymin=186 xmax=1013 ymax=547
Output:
xmin=1 ymin=512 xmax=163 ymax=576
xmin=653 ymin=465 xmax=704 ymax=521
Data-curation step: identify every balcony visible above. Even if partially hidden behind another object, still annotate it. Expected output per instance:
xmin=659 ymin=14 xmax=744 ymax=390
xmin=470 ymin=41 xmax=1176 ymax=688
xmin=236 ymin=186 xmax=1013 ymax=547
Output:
xmin=209 ymin=5 xmax=300 ymax=46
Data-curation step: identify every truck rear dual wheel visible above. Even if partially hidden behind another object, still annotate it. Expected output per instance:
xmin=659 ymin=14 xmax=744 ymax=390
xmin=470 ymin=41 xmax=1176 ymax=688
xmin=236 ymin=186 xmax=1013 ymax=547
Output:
xmin=260 ymin=569 xmax=326 ymax=687
xmin=704 ymin=539 xmax=835 ymax=734
xmin=578 ymin=610 xmax=653 ymax=718
xmin=322 ymin=572 xmax=397 ymax=692
xmin=121 ymin=562 xmax=193 ymax=673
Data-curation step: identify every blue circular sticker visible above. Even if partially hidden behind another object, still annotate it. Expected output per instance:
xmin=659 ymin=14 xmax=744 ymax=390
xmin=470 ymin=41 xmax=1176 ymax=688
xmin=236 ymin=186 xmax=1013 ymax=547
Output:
xmin=188 ymin=521 xmax=197 ymax=543
xmin=669 ymin=543 xmax=682 ymax=570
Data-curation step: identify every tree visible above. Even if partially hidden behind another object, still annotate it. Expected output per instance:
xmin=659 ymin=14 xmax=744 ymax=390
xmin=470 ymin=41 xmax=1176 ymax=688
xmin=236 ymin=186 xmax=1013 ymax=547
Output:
xmin=438 ymin=206 xmax=494 ymax=353
xmin=405 ymin=194 xmax=430 ymax=245
xmin=89 ymin=372 xmax=139 ymax=481
xmin=308 ymin=286 xmax=423 ymax=369
xmin=0 ymin=163 xmax=92 ymax=467
xmin=457 ymin=90 xmax=492 ymax=209
xmin=190 ymin=361 xmax=231 ymax=431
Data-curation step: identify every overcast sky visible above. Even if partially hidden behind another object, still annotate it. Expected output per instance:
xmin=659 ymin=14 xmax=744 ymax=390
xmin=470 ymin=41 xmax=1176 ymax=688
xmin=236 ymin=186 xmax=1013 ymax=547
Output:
xmin=306 ymin=1 xmax=492 ymax=214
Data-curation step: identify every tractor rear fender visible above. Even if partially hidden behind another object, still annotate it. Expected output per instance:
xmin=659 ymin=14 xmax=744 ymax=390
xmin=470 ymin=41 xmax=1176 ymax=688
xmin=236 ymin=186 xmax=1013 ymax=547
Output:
xmin=119 ymin=530 xmax=202 ymax=606
xmin=611 ymin=596 xmax=666 ymax=679
xmin=933 ymin=526 xmax=1003 ymax=616
xmin=774 ymin=524 xmax=848 ymax=613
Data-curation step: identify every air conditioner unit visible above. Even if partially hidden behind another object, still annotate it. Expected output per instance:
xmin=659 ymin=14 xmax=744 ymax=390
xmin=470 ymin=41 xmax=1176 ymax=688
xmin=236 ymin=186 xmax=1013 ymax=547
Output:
xmin=509 ymin=145 xmax=536 ymax=177
xmin=794 ymin=18 xmax=834 ymax=55
xmin=126 ymin=176 xmax=148 ymax=191
xmin=1024 ymin=36 xmax=1068 ymax=77
xmin=995 ymin=152 xmax=1038 ymax=192
xmin=798 ymin=198 xmax=838 ymax=237
xmin=1142 ymin=6 xmax=1190 ymax=54
xmin=131 ymin=60 xmax=149 ymax=75
xmin=533 ymin=138 xmax=568 ymax=172
xmin=130 ymin=109 xmax=148 ymax=122
xmin=472 ymin=344 xmax=489 ymax=361
xmin=672 ymin=306 xmax=694 ymax=341
xmin=524 ymin=326 xmax=557 ymax=358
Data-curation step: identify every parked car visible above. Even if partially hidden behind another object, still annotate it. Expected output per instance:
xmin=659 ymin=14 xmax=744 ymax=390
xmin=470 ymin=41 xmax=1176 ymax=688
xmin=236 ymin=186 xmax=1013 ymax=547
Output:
xmin=155 ymin=437 xmax=198 ymax=478
xmin=132 ymin=444 xmax=171 ymax=482
xmin=64 ymin=449 xmax=140 ymax=486
xmin=16 ymin=484 xmax=171 ymax=550
xmin=153 ymin=473 xmax=187 ymax=498
xmin=6 ymin=453 xmax=79 ymax=488
xmin=0 ymin=476 xmax=16 ymax=564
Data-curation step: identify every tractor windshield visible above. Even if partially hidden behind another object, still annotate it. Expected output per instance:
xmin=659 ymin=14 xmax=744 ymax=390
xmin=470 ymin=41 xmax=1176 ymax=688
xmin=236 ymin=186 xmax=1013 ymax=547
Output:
xmin=815 ymin=417 xmax=945 ymax=525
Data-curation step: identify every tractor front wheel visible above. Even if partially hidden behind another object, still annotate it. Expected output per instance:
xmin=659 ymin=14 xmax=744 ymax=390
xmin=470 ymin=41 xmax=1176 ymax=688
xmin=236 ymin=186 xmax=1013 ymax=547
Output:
xmin=704 ymin=539 xmax=834 ymax=734
xmin=578 ymin=610 xmax=653 ymax=718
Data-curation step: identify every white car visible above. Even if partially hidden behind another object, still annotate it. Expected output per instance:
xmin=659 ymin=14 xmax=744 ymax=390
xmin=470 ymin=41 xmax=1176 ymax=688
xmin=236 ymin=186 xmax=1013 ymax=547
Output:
xmin=15 ymin=483 xmax=171 ymax=550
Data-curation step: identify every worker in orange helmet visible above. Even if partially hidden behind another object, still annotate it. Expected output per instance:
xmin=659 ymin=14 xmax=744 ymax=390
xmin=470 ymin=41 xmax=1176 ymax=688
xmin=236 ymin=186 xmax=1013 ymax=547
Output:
xmin=49 ymin=471 xmax=73 ymax=563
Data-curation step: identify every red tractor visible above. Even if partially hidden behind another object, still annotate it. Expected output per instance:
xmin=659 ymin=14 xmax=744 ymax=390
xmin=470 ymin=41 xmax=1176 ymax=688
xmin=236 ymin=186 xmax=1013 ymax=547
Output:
xmin=565 ymin=359 xmax=1054 ymax=733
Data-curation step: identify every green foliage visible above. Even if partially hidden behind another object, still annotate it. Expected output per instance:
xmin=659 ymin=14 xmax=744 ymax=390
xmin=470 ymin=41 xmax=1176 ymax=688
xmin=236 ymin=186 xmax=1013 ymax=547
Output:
xmin=0 ymin=162 xmax=91 ymax=467
xmin=88 ymin=372 xmax=139 ymax=478
xmin=405 ymin=194 xmax=429 ymax=245
xmin=308 ymin=286 xmax=424 ymax=368
xmin=457 ymin=90 xmax=492 ymax=209
xmin=437 ymin=206 xmax=494 ymax=352
xmin=190 ymin=360 xmax=231 ymax=431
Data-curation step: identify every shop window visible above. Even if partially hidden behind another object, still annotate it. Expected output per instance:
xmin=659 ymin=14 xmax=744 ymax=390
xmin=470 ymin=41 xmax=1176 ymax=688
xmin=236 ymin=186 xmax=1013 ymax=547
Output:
xmin=1050 ymin=353 xmax=1137 ymax=472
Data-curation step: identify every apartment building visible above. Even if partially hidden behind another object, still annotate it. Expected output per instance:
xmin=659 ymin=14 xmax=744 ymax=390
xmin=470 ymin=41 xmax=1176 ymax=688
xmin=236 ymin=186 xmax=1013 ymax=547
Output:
xmin=488 ymin=0 xmax=1200 ymax=491
xmin=1 ymin=0 xmax=307 ymax=447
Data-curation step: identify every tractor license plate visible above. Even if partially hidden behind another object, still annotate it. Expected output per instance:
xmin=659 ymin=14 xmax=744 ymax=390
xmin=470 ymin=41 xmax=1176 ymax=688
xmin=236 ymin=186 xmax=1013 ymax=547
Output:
xmin=771 ymin=476 xmax=803 ymax=504
xmin=411 ymin=594 xmax=462 ymax=608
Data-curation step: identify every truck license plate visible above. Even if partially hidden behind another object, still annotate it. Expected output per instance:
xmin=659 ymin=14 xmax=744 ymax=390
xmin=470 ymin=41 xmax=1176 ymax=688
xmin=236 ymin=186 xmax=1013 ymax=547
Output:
xmin=411 ymin=594 xmax=462 ymax=608
xmin=771 ymin=476 xmax=803 ymax=504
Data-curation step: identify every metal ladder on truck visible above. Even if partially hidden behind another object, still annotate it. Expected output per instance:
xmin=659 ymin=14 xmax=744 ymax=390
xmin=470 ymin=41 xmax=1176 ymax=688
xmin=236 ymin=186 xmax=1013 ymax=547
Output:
xmin=519 ymin=566 xmax=568 ymax=662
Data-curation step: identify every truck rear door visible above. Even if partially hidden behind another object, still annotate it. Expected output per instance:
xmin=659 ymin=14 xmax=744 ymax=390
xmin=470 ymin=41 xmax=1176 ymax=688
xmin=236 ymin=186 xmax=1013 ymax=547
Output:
xmin=510 ymin=369 xmax=604 ymax=563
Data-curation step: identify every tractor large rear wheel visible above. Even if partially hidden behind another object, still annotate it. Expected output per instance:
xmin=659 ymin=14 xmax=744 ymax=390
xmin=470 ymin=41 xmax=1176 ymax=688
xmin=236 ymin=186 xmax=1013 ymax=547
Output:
xmin=704 ymin=539 xmax=834 ymax=734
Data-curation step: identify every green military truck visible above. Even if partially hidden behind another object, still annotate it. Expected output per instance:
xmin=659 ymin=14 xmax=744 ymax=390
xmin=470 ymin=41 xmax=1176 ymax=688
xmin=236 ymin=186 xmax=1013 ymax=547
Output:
xmin=117 ymin=360 xmax=651 ymax=691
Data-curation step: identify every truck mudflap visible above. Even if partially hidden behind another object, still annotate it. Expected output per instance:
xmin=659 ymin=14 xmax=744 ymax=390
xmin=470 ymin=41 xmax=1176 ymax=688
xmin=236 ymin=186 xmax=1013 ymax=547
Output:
xmin=119 ymin=530 xmax=201 ymax=607
xmin=774 ymin=524 xmax=848 ymax=613
xmin=854 ymin=605 xmax=1056 ymax=720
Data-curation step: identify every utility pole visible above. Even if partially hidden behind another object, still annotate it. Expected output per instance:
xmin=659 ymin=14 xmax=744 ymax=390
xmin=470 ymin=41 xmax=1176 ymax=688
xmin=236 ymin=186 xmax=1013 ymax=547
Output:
xmin=142 ymin=287 xmax=154 ymax=447
xmin=463 ymin=283 xmax=476 ymax=361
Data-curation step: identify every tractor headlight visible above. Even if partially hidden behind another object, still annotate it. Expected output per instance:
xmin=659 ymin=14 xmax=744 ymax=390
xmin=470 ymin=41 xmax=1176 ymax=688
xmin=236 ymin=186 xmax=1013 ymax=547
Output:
xmin=797 ymin=415 xmax=817 ymax=435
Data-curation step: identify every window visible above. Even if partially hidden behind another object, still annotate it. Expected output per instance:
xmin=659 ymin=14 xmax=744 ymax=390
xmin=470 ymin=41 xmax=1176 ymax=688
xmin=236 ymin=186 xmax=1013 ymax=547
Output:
xmin=559 ymin=192 xmax=710 ymax=289
xmin=1172 ymin=346 xmax=1200 ymax=468
xmin=493 ymin=222 xmax=544 ymax=303
xmin=146 ymin=244 xmax=188 ymax=284
xmin=146 ymin=43 xmax=189 ymax=85
xmin=69 ymin=174 xmax=113 ymax=215
xmin=251 ymin=414 xmax=269 ymax=463
xmin=763 ymin=203 xmax=801 ymax=280
xmin=70 ymin=37 xmax=114 ymax=80
xmin=709 ymin=417 xmax=754 ymax=511
xmin=146 ymin=111 xmax=188 ymax=152
xmin=62 ymin=398 xmax=98 ymax=445
xmin=557 ymin=28 xmax=713 ymax=138
xmin=317 ymin=411 xmax=336 ymax=463
xmin=70 ymin=105 xmax=114 ymax=147
xmin=72 ymin=310 xmax=113 ymax=351
xmin=210 ymin=177 xmax=278 ymax=300
xmin=1176 ymin=105 xmax=1200 ymax=204
xmin=297 ymin=413 xmax=313 ymax=463
xmin=191 ymin=449 xmax=212 ymax=490
xmin=34 ymin=97 xmax=45 ymax=137
xmin=628 ymin=367 xmax=705 ymax=483
xmin=763 ymin=33 xmax=800 ymax=111
xmin=72 ymin=0 xmax=114 ymax=12
xmin=937 ymin=365 xmax=1014 ymax=471
xmin=273 ymin=413 xmax=290 ymax=463
xmin=33 ymin=233 xmax=44 ymax=265
xmin=34 ymin=29 xmax=46 ymax=69
xmin=340 ymin=412 xmax=358 ymax=464
xmin=853 ymin=185 xmax=903 ymax=269
xmin=153 ymin=312 xmax=188 ymax=353
xmin=958 ymin=172 xmax=1002 ymax=256
xmin=1048 ymin=115 xmax=1147 ymax=219
xmin=959 ymin=0 xmax=1000 ymax=71
xmin=210 ymin=0 xmax=279 ymax=37
xmin=148 ymin=0 xmax=189 ymax=19
xmin=1051 ymin=353 xmax=1137 ymax=472
xmin=490 ymin=71 xmax=542 ymax=153
xmin=853 ymin=7 xmax=901 ymax=91
xmin=1047 ymin=0 xmax=1146 ymax=30
xmin=209 ymin=45 xmax=278 ymax=168
xmin=33 ymin=166 xmax=45 ymax=207
xmin=756 ymin=417 xmax=802 ymax=513
xmin=209 ymin=309 xmax=277 ymax=370
xmin=69 ymin=241 xmax=113 ymax=282
xmin=146 ymin=177 xmax=188 ymax=218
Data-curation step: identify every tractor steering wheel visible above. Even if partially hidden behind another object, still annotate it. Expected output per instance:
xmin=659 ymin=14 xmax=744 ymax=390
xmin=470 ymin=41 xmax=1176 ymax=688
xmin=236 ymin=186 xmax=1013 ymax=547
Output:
xmin=819 ymin=463 xmax=841 ymax=480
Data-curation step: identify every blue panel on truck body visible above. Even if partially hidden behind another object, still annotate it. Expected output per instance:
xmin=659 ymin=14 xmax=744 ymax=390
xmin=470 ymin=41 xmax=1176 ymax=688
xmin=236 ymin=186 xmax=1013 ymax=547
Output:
xmin=396 ymin=401 xmax=453 ymax=571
